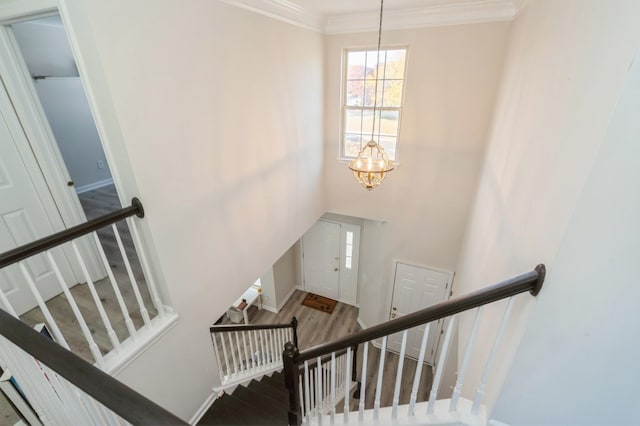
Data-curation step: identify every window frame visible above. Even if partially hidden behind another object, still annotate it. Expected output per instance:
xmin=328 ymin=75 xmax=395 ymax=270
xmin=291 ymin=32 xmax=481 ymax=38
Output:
xmin=339 ymin=46 xmax=409 ymax=163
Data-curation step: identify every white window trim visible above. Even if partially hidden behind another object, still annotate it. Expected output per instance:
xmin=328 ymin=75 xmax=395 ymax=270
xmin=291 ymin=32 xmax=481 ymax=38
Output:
xmin=339 ymin=46 xmax=409 ymax=163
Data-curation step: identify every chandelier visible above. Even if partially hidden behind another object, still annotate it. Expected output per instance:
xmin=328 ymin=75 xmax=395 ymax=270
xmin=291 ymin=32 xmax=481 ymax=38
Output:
xmin=348 ymin=0 xmax=395 ymax=190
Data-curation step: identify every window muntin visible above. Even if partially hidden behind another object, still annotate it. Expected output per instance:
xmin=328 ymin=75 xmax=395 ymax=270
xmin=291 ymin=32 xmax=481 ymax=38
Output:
xmin=342 ymin=48 xmax=407 ymax=161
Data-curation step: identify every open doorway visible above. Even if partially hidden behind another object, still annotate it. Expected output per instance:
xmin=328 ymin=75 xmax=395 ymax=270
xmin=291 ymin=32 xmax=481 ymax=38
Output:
xmin=10 ymin=15 xmax=120 ymax=218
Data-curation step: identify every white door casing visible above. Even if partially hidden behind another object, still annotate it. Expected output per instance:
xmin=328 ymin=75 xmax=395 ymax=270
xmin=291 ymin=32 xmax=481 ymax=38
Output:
xmin=388 ymin=262 xmax=452 ymax=365
xmin=0 ymin=78 xmax=78 ymax=315
xmin=303 ymin=220 xmax=341 ymax=300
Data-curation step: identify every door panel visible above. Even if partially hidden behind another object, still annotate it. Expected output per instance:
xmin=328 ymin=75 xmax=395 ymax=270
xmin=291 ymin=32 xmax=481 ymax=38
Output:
xmin=302 ymin=220 xmax=340 ymax=300
xmin=0 ymin=80 xmax=76 ymax=315
xmin=388 ymin=263 xmax=451 ymax=365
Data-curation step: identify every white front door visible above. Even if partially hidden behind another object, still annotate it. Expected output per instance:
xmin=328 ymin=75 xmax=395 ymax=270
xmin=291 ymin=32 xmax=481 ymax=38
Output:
xmin=302 ymin=220 xmax=341 ymax=300
xmin=388 ymin=262 xmax=452 ymax=365
xmin=0 ymin=80 xmax=77 ymax=315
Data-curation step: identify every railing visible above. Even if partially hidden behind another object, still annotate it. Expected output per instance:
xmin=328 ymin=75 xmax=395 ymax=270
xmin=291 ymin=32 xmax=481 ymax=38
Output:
xmin=283 ymin=264 xmax=546 ymax=425
xmin=210 ymin=317 xmax=298 ymax=388
xmin=0 ymin=305 xmax=185 ymax=424
xmin=0 ymin=198 xmax=169 ymax=370
xmin=297 ymin=345 xmax=358 ymax=423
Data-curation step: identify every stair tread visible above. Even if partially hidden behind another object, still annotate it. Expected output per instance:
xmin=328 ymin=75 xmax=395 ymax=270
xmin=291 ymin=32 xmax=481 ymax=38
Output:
xmin=200 ymin=393 xmax=287 ymax=425
xmin=232 ymin=386 xmax=286 ymax=416
xmin=251 ymin=378 xmax=289 ymax=400
xmin=226 ymin=392 xmax=286 ymax=424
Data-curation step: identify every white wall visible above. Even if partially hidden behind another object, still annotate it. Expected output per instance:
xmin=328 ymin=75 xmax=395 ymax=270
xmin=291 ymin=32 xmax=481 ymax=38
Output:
xmin=493 ymin=42 xmax=640 ymax=424
xmin=454 ymin=0 xmax=640 ymax=415
xmin=33 ymin=77 xmax=112 ymax=190
xmin=272 ymin=242 xmax=300 ymax=310
xmin=61 ymin=0 xmax=324 ymax=420
xmin=324 ymin=23 xmax=511 ymax=327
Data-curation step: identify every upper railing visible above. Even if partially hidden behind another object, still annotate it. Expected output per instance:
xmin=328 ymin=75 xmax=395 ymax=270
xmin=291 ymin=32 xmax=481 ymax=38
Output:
xmin=0 ymin=199 xmax=182 ymax=424
xmin=210 ymin=317 xmax=299 ymax=389
xmin=283 ymin=264 xmax=546 ymax=425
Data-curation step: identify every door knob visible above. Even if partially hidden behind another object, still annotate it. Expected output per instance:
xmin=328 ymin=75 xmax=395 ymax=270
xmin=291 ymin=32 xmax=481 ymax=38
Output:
xmin=334 ymin=268 xmax=339 ymax=272
xmin=391 ymin=313 xmax=396 ymax=319
xmin=392 ymin=307 xmax=397 ymax=311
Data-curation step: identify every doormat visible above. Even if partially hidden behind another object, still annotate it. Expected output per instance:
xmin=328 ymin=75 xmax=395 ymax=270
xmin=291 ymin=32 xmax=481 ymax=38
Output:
xmin=301 ymin=293 xmax=337 ymax=314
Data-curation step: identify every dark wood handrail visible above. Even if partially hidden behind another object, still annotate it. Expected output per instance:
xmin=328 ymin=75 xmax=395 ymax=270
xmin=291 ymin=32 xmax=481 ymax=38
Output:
xmin=295 ymin=265 xmax=545 ymax=363
xmin=0 ymin=198 xmax=144 ymax=269
xmin=211 ymin=316 xmax=299 ymax=348
xmin=0 ymin=308 xmax=185 ymax=425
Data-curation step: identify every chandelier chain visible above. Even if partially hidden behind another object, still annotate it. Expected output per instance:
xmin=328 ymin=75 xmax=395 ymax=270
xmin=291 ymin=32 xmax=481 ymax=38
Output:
xmin=371 ymin=0 xmax=384 ymax=141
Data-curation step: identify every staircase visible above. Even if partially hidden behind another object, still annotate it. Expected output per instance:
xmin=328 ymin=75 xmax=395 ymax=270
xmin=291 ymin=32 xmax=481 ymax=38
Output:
xmin=198 ymin=371 xmax=289 ymax=425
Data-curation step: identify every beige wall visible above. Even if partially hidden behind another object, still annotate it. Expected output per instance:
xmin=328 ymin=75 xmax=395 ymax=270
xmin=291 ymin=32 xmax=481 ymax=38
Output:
xmin=61 ymin=0 xmax=324 ymax=420
xmin=324 ymin=23 xmax=511 ymax=326
xmin=454 ymin=0 xmax=640 ymax=415
xmin=272 ymin=241 xmax=300 ymax=309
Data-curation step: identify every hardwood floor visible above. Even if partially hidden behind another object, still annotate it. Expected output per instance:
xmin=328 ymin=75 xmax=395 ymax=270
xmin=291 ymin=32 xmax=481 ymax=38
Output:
xmin=216 ymin=289 xmax=434 ymax=413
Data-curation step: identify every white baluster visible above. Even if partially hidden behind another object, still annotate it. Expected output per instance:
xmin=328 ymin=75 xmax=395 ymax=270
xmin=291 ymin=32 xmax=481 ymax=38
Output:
xmin=242 ymin=331 xmax=250 ymax=370
xmin=344 ymin=347 xmax=352 ymax=423
xmin=112 ymin=224 xmax=150 ymax=325
xmin=234 ymin=332 xmax=243 ymax=372
xmin=71 ymin=241 xmax=121 ymax=352
xmin=41 ymin=366 xmax=85 ymax=425
xmin=269 ymin=329 xmax=276 ymax=365
xmin=126 ymin=217 xmax=165 ymax=316
xmin=219 ymin=333 xmax=230 ymax=378
xmin=392 ymin=330 xmax=408 ymax=419
xmin=248 ymin=330 xmax=256 ymax=368
xmin=471 ymin=298 xmax=515 ymax=415
xmin=304 ymin=361 xmax=311 ymax=420
xmin=374 ymin=336 xmax=387 ymax=420
xmin=17 ymin=261 xmax=69 ymax=350
xmin=259 ymin=330 xmax=267 ymax=365
xmin=428 ymin=315 xmax=457 ymax=414
xmin=211 ymin=333 xmax=224 ymax=383
xmin=43 ymin=253 xmax=105 ymax=364
xmin=451 ymin=307 xmax=483 ymax=412
xmin=228 ymin=334 xmax=239 ymax=374
xmin=409 ymin=323 xmax=431 ymax=416
xmin=298 ymin=375 xmax=305 ymax=418
xmin=330 ymin=352 xmax=336 ymax=424
xmin=359 ymin=342 xmax=368 ymax=421
xmin=253 ymin=330 xmax=261 ymax=367
xmin=92 ymin=232 xmax=137 ymax=339
xmin=316 ymin=357 xmax=322 ymax=423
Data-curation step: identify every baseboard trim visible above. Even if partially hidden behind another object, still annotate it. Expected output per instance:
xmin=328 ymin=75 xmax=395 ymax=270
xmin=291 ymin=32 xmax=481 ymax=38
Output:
xmin=262 ymin=305 xmax=278 ymax=314
xmin=75 ymin=178 xmax=114 ymax=194
xmin=189 ymin=390 xmax=219 ymax=425
xmin=277 ymin=286 xmax=298 ymax=311
xmin=357 ymin=317 xmax=367 ymax=330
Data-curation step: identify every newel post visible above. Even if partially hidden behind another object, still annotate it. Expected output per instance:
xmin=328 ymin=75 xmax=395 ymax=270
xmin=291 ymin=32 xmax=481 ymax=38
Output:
xmin=283 ymin=342 xmax=302 ymax=426
xmin=290 ymin=316 xmax=299 ymax=348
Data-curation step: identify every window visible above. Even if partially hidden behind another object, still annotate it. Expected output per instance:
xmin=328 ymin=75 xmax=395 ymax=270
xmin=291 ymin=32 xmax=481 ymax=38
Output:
xmin=345 ymin=231 xmax=354 ymax=270
xmin=342 ymin=48 xmax=407 ymax=161
xmin=253 ymin=278 xmax=261 ymax=288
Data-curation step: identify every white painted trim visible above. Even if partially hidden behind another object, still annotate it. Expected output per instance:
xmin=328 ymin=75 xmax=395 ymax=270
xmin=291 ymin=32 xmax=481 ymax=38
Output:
xmin=357 ymin=317 xmax=367 ymax=330
xmin=277 ymin=284 xmax=298 ymax=312
xmin=102 ymin=311 xmax=179 ymax=376
xmin=489 ymin=419 xmax=512 ymax=426
xmin=75 ymin=178 xmax=114 ymax=194
xmin=212 ymin=365 xmax=282 ymax=394
xmin=262 ymin=305 xmax=278 ymax=314
xmin=325 ymin=0 xmax=516 ymax=34
xmin=222 ymin=0 xmax=517 ymax=34
xmin=189 ymin=391 xmax=219 ymax=426
xmin=0 ymin=0 xmax=55 ymax=24
xmin=218 ymin=0 xmax=324 ymax=33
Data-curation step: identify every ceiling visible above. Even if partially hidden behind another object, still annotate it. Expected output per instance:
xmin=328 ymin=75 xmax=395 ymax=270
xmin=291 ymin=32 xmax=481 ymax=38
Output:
xmin=222 ymin=0 xmax=521 ymax=33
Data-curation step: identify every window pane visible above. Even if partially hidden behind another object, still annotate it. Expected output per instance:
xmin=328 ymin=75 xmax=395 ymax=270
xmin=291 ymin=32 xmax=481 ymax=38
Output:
xmin=363 ymin=80 xmax=378 ymax=107
xmin=346 ymin=244 xmax=353 ymax=257
xmin=379 ymin=136 xmax=397 ymax=161
xmin=382 ymin=80 xmax=403 ymax=107
xmin=346 ymin=231 xmax=353 ymax=245
xmin=344 ymin=134 xmax=363 ymax=157
xmin=346 ymin=80 xmax=365 ymax=106
xmin=361 ymin=110 xmax=375 ymax=140
xmin=254 ymin=278 xmax=261 ymax=287
xmin=345 ymin=257 xmax=352 ymax=270
xmin=384 ymin=49 xmax=406 ymax=79
xmin=379 ymin=110 xmax=399 ymax=136
xmin=345 ymin=109 xmax=363 ymax=134
xmin=365 ymin=50 xmax=382 ymax=79
xmin=347 ymin=51 xmax=366 ymax=79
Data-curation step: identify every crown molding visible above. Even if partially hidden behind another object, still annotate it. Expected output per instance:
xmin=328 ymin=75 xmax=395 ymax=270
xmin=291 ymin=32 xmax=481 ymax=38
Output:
xmin=325 ymin=0 xmax=517 ymax=34
xmin=219 ymin=0 xmax=325 ymax=33
xmin=222 ymin=0 xmax=518 ymax=34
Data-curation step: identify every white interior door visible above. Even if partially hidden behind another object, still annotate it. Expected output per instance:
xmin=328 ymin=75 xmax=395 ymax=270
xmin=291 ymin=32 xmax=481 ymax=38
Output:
xmin=388 ymin=262 xmax=452 ymax=365
xmin=302 ymin=220 xmax=340 ymax=300
xmin=0 ymin=80 xmax=77 ymax=316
